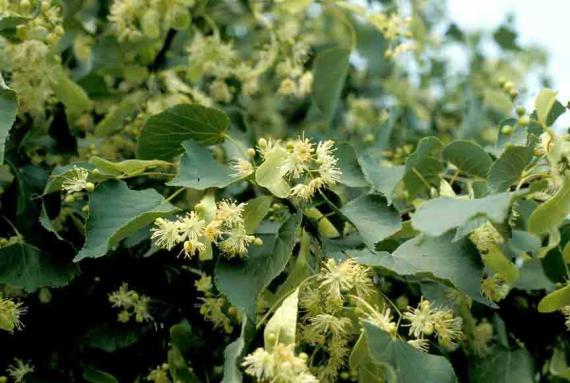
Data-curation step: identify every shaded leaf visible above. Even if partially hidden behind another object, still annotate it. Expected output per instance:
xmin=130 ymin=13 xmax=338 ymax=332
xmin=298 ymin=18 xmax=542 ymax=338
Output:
xmin=312 ymin=47 xmax=350 ymax=122
xmin=137 ymin=104 xmax=228 ymax=160
xmin=215 ymin=213 xmax=301 ymax=319
xmin=0 ymin=243 xmax=77 ymax=292
xmin=337 ymin=143 xmax=369 ymax=188
xmin=469 ymin=347 xmax=535 ymax=383
xmin=243 ymin=195 xmax=273 ymax=234
xmin=404 ymin=137 xmax=443 ymax=196
xmin=75 ymin=180 xmax=178 ymax=261
xmin=82 ymin=366 xmax=118 ymax=383
xmin=442 ymin=140 xmax=493 ymax=178
xmin=0 ymin=81 xmax=17 ymax=165
xmin=488 ymin=144 xmax=533 ymax=192
xmin=360 ymin=154 xmax=405 ymax=204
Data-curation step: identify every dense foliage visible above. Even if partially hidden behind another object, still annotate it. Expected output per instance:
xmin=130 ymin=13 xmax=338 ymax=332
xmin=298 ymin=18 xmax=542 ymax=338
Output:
xmin=1 ymin=0 xmax=570 ymax=382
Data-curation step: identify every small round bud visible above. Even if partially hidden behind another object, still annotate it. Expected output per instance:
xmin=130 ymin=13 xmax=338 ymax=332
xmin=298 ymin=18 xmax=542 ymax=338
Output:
xmin=503 ymin=81 xmax=514 ymax=91
xmin=38 ymin=287 xmax=52 ymax=304
xmin=92 ymin=168 xmax=100 ymax=176
xmin=266 ymin=332 xmax=276 ymax=343
xmin=94 ymin=276 xmax=101 ymax=282
xmin=509 ymin=89 xmax=518 ymax=98
xmin=501 ymin=125 xmax=513 ymax=136
xmin=516 ymin=106 xmax=526 ymax=116
xmin=246 ymin=148 xmax=256 ymax=158
xmin=64 ymin=194 xmax=75 ymax=203
xmin=384 ymin=49 xmax=394 ymax=60
xmin=85 ymin=182 xmax=95 ymax=192
xmin=258 ymin=138 xmax=267 ymax=148
xmin=228 ymin=307 xmax=238 ymax=316
xmin=82 ymin=205 xmax=89 ymax=213
xmin=364 ymin=134 xmax=375 ymax=144
xmin=299 ymin=352 xmax=309 ymax=361
xmin=518 ymin=115 xmax=530 ymax=126
xmin=340 ymin=371 xmax=350 ymax=380
xmin=254 ymin=237 xmax=263 ymax=246
xmin=497 ymin=77 xmax=506 ymax=86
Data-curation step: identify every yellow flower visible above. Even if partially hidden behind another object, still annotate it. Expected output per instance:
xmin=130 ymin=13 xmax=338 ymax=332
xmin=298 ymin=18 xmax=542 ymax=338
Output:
xmin=0 ymin=298 xmax=25 ymax=332
xmin=231 ymin=158 xmax=254 ymax=177
xmin=151 ymin=218 xmax=181 ymax=251
xmin=61 ymin=166 xmax=90 ymax=194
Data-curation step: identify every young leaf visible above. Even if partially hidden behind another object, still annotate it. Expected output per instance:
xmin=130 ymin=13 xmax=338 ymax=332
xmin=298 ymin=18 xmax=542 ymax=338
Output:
xmin=337 ymin=143 xmax=369 ymax=188
xmin=312 ymin=47 xmax=351 ymax=122
xmin=340 ymin=194 xmax=402 ymax=249
xmin=364 ymin=322 xmax=458 ymax=383
xmin=442 ymin=140 xmax=493 ymax=178
xmin=528 ymin=176 xmax=570 ymax=236
xmin=0 ymin=243 xmax=77 ymax=292
xmin=243 ymin=195 xmax=273 ymax=234
xmin=90 ymin=156 xmax=171 ymax=177
xmin=254 ymin=146 xmax=290 ymax=198
xmin=412 ymin=193 xmax=513 ymax=237
xmin=0 ymin=81 xmax=17 ymax=165
xmin=137 ymin=104 xmax=229 ymax=160
xmin=264 ymin=289 xmax=299 ymax=351
xmin=535 ymin=88 xmax=558 ymax=126
xmin=537 ymin=285 xmax=570 ymax=313
xmin=222 ymin=319 xmax=250 ymax=383
xmin=167 ymin=140 xmax=236 ymax=190
xmin=74 ymin=180 xmax=178 ymax=261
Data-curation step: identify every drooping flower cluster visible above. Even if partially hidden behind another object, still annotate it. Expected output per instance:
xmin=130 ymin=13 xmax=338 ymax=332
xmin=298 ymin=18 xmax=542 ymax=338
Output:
xmin=194 ymin=273 xmax=237 ymax=334
xmin=297 ymin=258 xmax=375 ymax=380
xmin=0 ymin=297 xmax=25 ymax=333
xmin=403 ymin=298 xmax=464 ymax=350
xmin=242 ymin=344 xmax=318 ymax=383
xmin=561 ymin=306 xmax=570 ymax=331
xmin=151 ymin=199 xmax=261 ymax=259
xmin=480 ymin=274 xmax=510 ymax=302
xmin=108 ymin=283 xmax=152 ymax=323
xmin=146 ymin=363 xmax=171 ymax=383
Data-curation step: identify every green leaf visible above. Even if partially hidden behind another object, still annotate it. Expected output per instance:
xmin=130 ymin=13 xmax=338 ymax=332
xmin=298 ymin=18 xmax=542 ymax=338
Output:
xmin=528 ymin=175 xmax=570 ymax=236
xmin=353 ymin=233 xmax=489 ymax=305
xmin=221 ymin=319 xmax=250 ymax=383
xmin=167 ymin=140 xmax=236 ymax=190
xmin=0 ymin=81 xmax=17 ymax=165
xmin=52 ymin=69 xmax=93 ymax=118
xmin=364 ymin=322 xmax=458 ymax=383
xmin=168 ymin=345 xmax=198 ymax=383
xmin=0 ymin=243 xmax=77 ymax=292
xmin=137 ymin=104 xmax=229 ymax=160
xmin=255 ymin=146 xmax=290 ymax=198
xmin=337 ymin=143 xmax=369 ymax=188
xmin=215 ymin=213 xmax=301 ymax=319
xmin=535 ymin=88 xmax=558 ymax=126
xmin=360 ymin=154 xmax=405 ymax=205
xmin=243 ymin=195 xmax=273 ymax=234
xmin=469 ymin=347 xmax=535 ymax=383
xmin=312 ymin=47 xmax=351 ymax=122
xmin=442 ymin=140 xmax=493 ymax=178
xmin=537 ymin=284 xmax=570 ymax=313
xmin=169 ymin=321 xmax=193 ymax=356
xmin=90 ymin=156 xmax=171 ymax=177
xmin=94 ymin=94 xmax=141 ymax=137
xmin=74 ymin=180 xmax=178 ymax=261
xmin=482 ymin=244 xmax=519 ymax=284
xmin=264 ymin=289 xmax=299 ymax=351
xmin=340 ymin=194 xmax=402 ymax=249
xmin=487 ymin=144 xmax=533 ymax=192
xmin=85 ymin=324 xmax=141 ymax=352
xmin=404 ymin=137 xmax=443 ymax=196
xmin=82 ymin=365 xmax=119 ymax=383
xmin=412 ymin=193 xmax=513 ymax=237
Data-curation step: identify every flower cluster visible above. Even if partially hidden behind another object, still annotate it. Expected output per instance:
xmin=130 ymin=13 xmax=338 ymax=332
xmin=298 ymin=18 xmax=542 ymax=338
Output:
xmin=403 ymin=298 xmax=464 ymax=350
xmin=194 ymin=273 xmax=236 ymax=334
xmin=481 ymin=274 xmax=510 ymax=302
xmin=0 ymin=297 xmax=25 ymax=333
xmin=151 ymin=199 xmax=261 ymax=259
xmin=108 ymin=283 xmax=152 ymax=323
xmin=60 ymin=166 xmax=94 ymax=196
xmin=146 ymin=363 xmax=171 ymax=383
xmin=242 ymin=344 xmax=318 ymax=383
xmin=561 ymin=306 xmax=570 ymax=331
xmin=108 ymin=0 xmax=194 ymax=42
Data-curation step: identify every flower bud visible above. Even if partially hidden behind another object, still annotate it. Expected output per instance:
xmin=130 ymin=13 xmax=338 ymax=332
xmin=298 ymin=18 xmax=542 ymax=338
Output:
xmin=246 ymin=148 xmax=256 ymax=158
xmin=85 ymin=182 xmax=95 ymax=192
